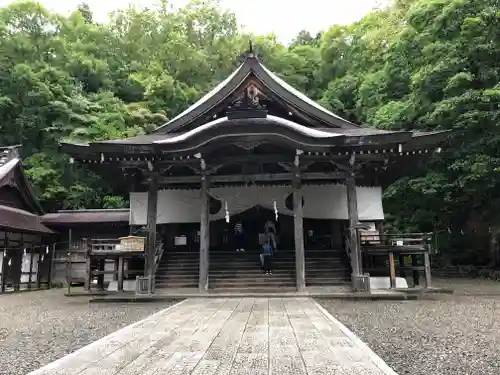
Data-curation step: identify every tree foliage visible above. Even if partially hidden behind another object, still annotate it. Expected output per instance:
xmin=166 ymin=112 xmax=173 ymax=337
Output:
xmin=0 ymin=0 xmax=499 ymax=233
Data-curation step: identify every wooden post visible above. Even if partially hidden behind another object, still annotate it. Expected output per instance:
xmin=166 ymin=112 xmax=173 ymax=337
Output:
xmin=199 ymin=174 xmax=210 ymax=292
xmin=423 ymin=252 xmax=432 ymax=288
xmin=146 ymin=170 xmax=159 ymax=293
xmin=67 ymin=228 xmax=72 ymax=294
xmin=28 ymin=247 xmax=34 ymax=289
xmin=97 ymin=258 xmax=105 ymax=290
xmin=293 ymin=168 xmax=306 ymax=292
xmin=36 ymin=246 xmax=42 ymax=289
xmin=118 ymin=255 xmax=124 ymax=292
xmin=389 ymin=251 xmax=396 ymax=288
xmin=1 ymin=234 xmax=7 ymax=293
xmin=411 ymin=254 xmax=419 ymax=286
xmin=48 ymin=244 xmax=56 ymax=289
xmin=346 ymin=175 xmax=361 ymax=278
xmin=0 ymin=246 xmax=4 ymax=293
xmin=114 ymin=259 xmax=119 ymax=281
xmin=15 ymin=233 xmax=24 ymax=291
xmin=83 ymin=238 xmax=91 ymax=291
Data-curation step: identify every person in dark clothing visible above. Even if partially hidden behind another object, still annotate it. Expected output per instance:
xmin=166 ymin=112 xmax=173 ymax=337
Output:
xmin=262 ymin=241 xmax=273 ymax=275
xmin=234 ymin=221 xmax=245 ymax=252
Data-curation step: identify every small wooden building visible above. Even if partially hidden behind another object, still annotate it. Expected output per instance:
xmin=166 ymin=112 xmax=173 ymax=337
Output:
xmin=0 ymin=146 xmax=53 ymax=292
xmin=61 ymin=51 xmax=450 ymax=293
xmin=41 ymin=209 xmax=131 ymax=285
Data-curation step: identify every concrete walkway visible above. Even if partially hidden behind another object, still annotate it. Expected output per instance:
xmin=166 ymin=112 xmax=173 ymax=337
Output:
xmin=29 ymin=298 xmax=397 ymax=375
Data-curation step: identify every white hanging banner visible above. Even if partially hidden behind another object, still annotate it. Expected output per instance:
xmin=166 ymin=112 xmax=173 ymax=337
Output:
xmin=130 ymin=184 xmax=384 ymax=225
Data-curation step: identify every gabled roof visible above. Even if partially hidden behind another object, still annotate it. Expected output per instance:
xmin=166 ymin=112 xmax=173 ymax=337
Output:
xmin=155 ymin=53 xmax=359 ymax=134
xmin=0 ymin=146 xmax=53 ymax=234
xmin=0 ymin=146 xmax=44 ymax=215
xmin=42 ymin=209 xmax=130 ymax=226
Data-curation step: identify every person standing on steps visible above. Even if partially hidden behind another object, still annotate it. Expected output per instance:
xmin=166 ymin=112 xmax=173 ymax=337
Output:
xmin=234 ymin=220 xmax=245 ymax=252
xmin=264 ymin=219 xmax=277 ymax=253
xmin=262 ymin=240 xmax=274 ymax=275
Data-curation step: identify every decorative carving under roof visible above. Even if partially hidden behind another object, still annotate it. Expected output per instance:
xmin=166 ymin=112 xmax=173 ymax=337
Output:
xmin=226 ymin=82 xmax=268 ymax=120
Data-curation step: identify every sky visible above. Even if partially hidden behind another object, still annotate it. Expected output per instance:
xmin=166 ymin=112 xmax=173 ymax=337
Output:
xmin=0 ymin=0 xmax=385 ymax=43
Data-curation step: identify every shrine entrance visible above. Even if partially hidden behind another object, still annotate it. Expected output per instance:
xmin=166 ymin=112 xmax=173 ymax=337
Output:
xmin=210 ymin=206 xmax=288 ymax=252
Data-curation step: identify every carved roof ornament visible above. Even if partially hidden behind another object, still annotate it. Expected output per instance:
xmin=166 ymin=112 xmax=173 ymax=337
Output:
xmin=227 ymin=82 xmax=268 ymax=119
xmin=235 ymin=141 xmax=262 ymax=151
xmin=247 ymin=40 xmax=254 ymax=58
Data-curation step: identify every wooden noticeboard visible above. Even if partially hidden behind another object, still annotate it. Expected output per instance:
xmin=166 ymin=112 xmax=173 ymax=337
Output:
xmin=118 ymin=236 xmax=146 ymax=252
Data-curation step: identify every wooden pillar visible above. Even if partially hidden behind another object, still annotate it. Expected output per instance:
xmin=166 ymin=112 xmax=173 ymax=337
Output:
xmin=388 ymin=251 xmax=396 ymax=288
xmin=146 ymin=170 xmax=159 ymax=293
xmin=48 ymin=243 xmax=56 ymax=289
xmin=293 ymin=168 xmax=305 ymax=292
xmin=28 ymin=247 xmax=34 ymax=289
xmin=97 ymin=258 xmax=105 ymax=290
xmin=83 ymin=239 xmax=92 ymax=291
xmin=199 ymin=174 xmax=210 ymax=292
xmin=113 ymin=259 xmax=119 ymax=281
xmin=424 ymin=252 xmax=432 ymax=288
xmin=36 ymin=246 xmax=42 ymax=289
xmin=15 ymin=233 xmax=24 ymax=291
xmin=346 ymin=175 xmax=361 ymax=278
xmin=1 ymin=235 xmax=7 ymax=293
xmin=411 ymin=255 xmax=419 ymax=286
xmin=0 ymin=247 xmax=3 ymax=293
xmin=117 ymin=255 xmax=124 ymax=292
xmin=67 ymin=228 xmax=73 ymax=294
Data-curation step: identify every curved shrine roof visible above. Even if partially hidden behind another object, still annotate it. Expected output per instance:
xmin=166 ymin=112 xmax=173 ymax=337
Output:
xmin=155 ymin=53 xmax=358 ymax=133
xmin=60 ymin=52 xmax=451 ymax=159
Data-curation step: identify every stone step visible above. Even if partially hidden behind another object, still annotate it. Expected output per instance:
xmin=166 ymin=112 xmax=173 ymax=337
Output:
xmin=209 ymin=281 xmax=296 ymax=288
xmin=207 ymin=287 xmax=298 ymax=293
xmin=305 ymin=278 xmax=351 ymax=285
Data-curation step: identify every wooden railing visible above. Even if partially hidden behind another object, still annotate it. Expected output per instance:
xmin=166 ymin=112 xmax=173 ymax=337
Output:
xmin=82 ymin=237 xmax=166 ymax=293
xmin=153 ymin=242 xmax=164 ymax=274
xmin=359 ymin=232 xmax=432 ymax=288
xmin=360 ymin=232 xmax=431 ymax=249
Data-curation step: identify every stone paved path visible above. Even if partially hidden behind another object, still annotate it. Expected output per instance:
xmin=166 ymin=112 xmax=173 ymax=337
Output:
xmin=28 ymin=298 xmax=397 ymax=375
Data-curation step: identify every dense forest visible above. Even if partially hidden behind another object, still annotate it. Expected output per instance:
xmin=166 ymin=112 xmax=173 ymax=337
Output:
xmin=0 ymin=0 xmax=499 ymax=237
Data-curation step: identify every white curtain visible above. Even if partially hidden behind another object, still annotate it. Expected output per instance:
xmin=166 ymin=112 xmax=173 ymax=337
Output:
xmin=129 ymin=184 xmax=384 ymax=225
xmin=20 ymin=253 xmax=39 ymax=283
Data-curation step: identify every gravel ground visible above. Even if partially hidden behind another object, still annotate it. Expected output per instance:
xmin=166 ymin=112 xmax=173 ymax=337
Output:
xmin=0 ymin=288 xmax=179 ymax=375
xmin=319 ymin=278 xmax=500 ymax=375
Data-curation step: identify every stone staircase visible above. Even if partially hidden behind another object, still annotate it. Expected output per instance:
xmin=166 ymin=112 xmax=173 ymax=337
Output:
xmin=155 ymin=251 xmax=199 ymax=289
xmin=209 ymin=249 xmax=296 ymax=292
xmin=155 ymin=248 xmax=351 ymax=291
xmin=305 ymin=249 xmax=351 ymax=286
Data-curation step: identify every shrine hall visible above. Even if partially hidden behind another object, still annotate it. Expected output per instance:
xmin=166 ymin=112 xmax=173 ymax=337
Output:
xmin=61 ymin=50 xmax=450 ymax=294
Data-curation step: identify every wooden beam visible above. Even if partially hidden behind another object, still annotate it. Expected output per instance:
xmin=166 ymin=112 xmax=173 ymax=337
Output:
xmin=157 ymin=171 xmax=349 ymax=185
xmin=292 ymin=168 xmax=306 ymax=292
xmin=206 ymin=154 xmax=294 ymax=166
xmin=199 ymin=174 xmax=210 ymax=293
xmin=146 ymin=170 xmax=159 ymax=293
